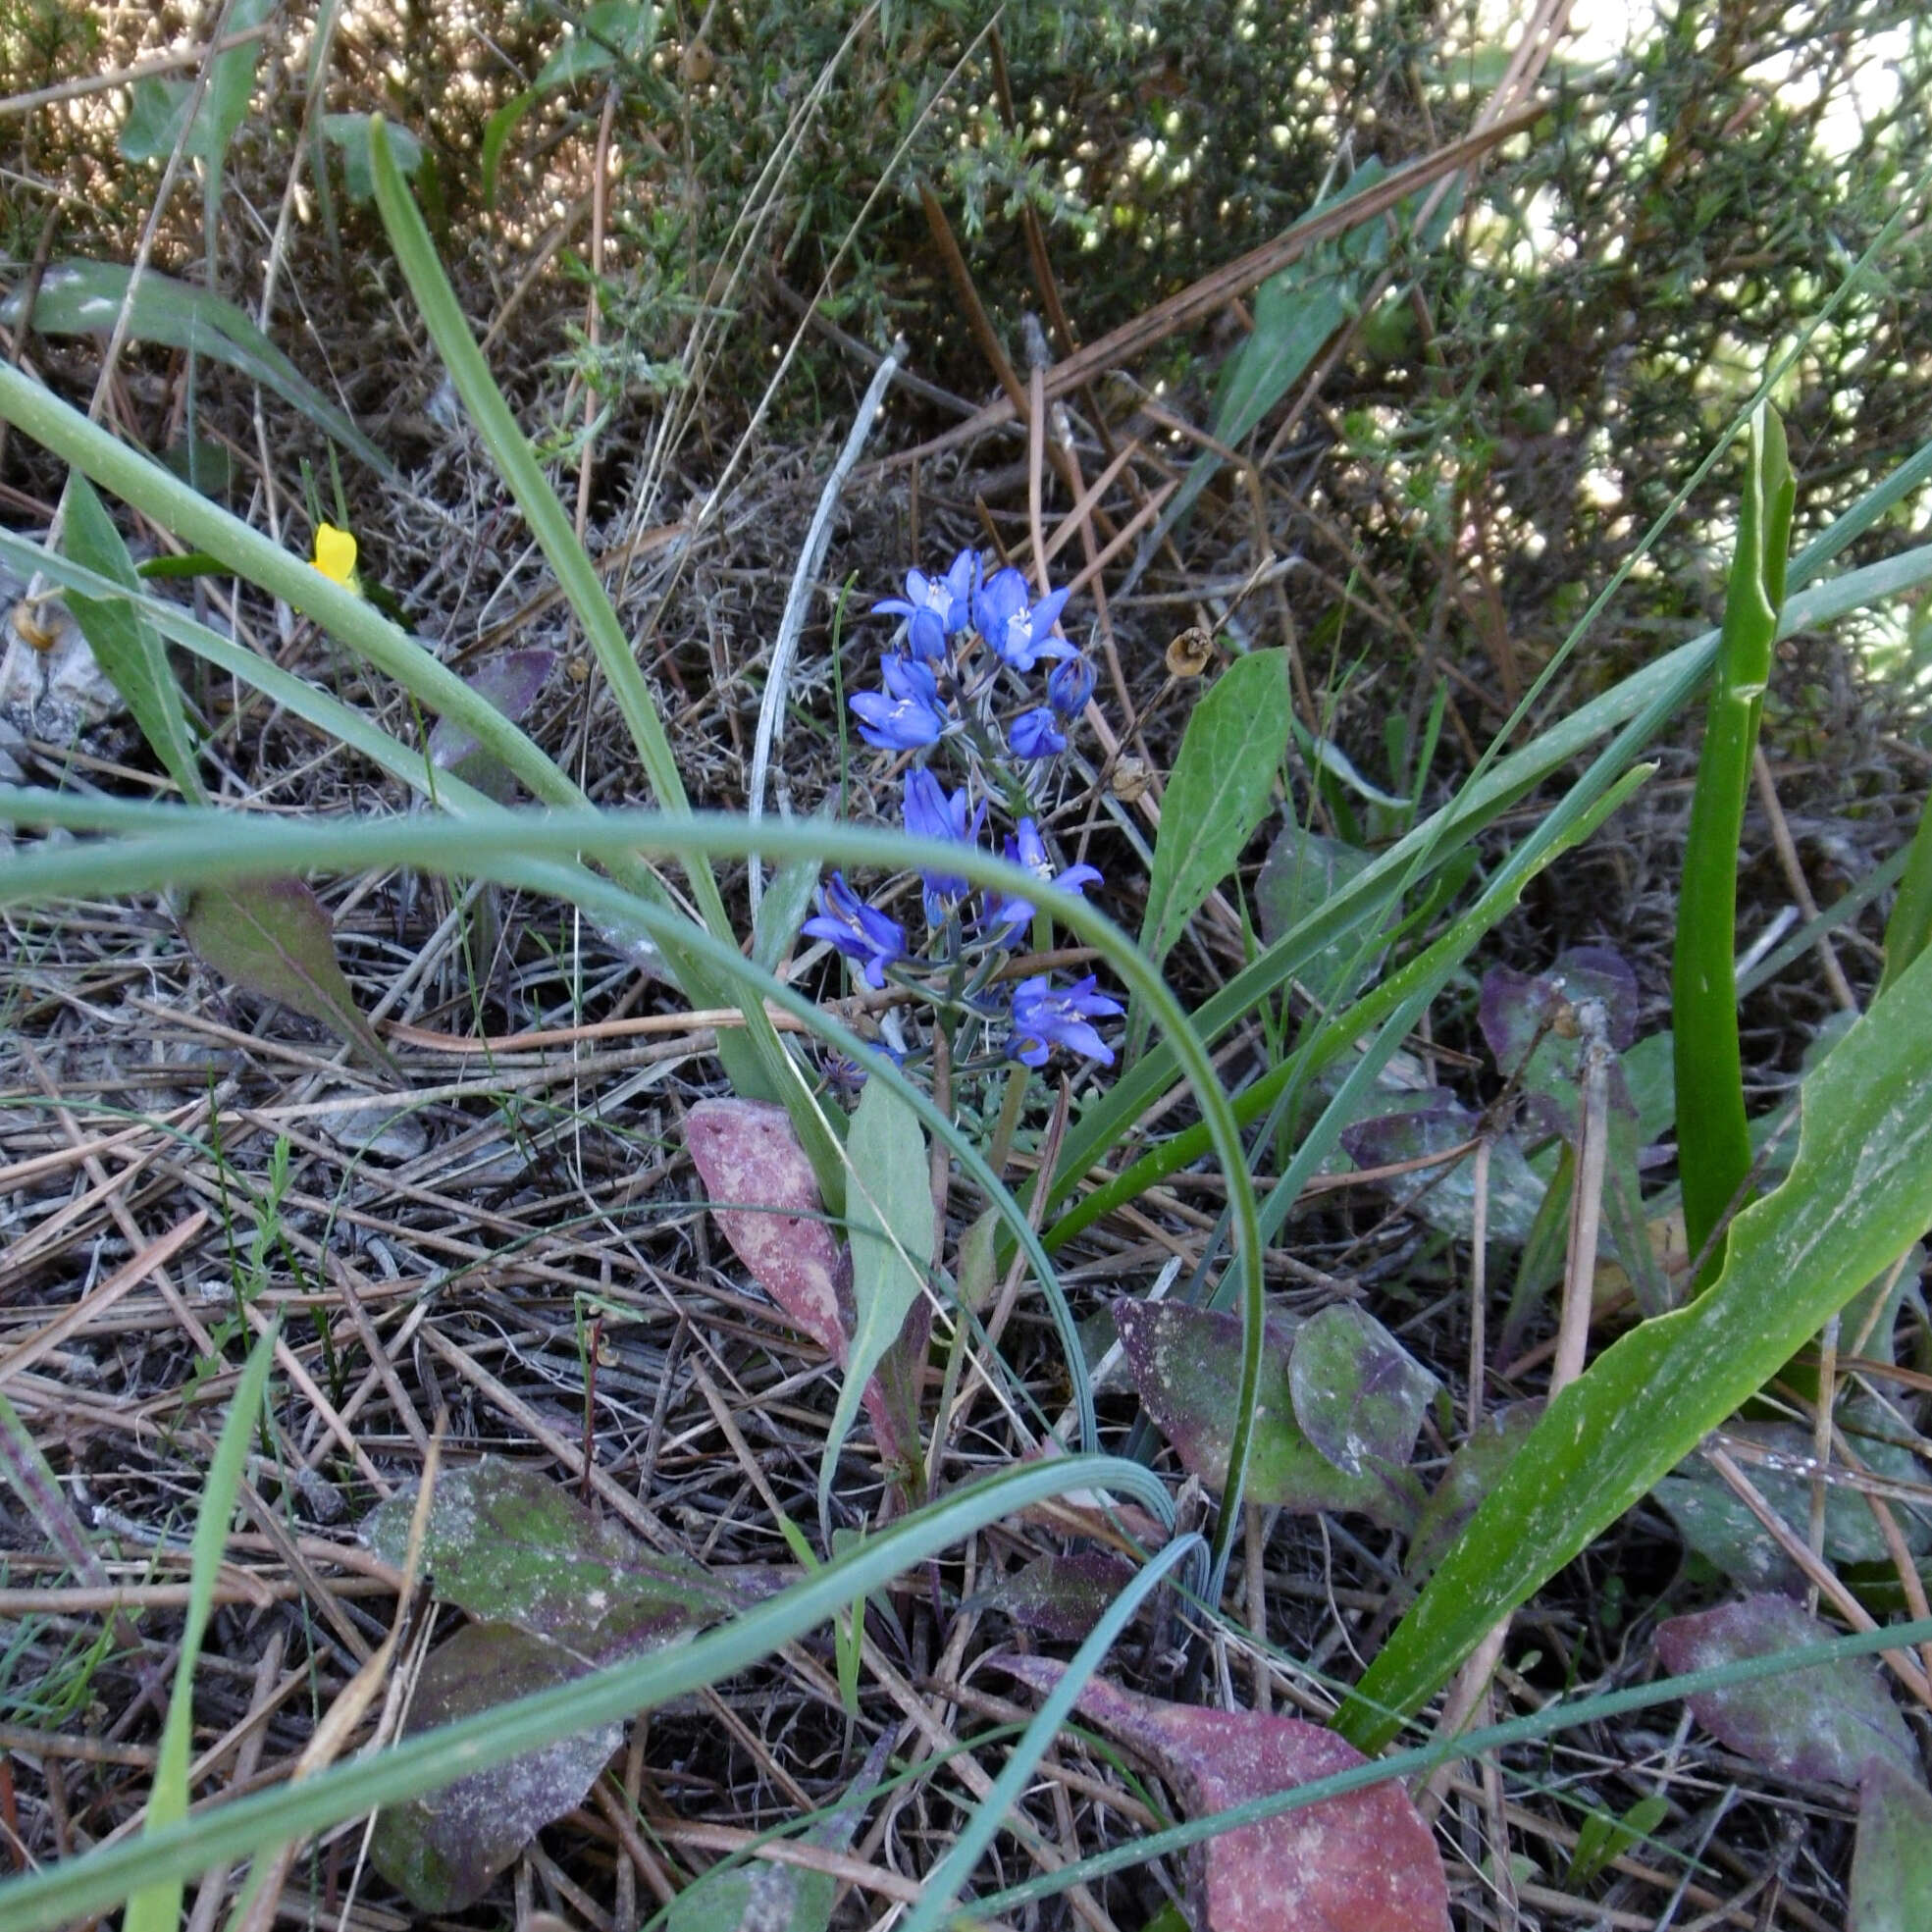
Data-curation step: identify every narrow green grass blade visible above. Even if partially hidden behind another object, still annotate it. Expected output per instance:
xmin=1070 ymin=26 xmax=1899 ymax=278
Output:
xmin=361 ymin=117 xmax=844 ymax=1205
xmin=125 ymin=1324 xmax=279 ymax=1932
xmin=1672 ymin=401 xmax=1795 ymax=1274
xmin=900 ymin=1533 xmax=1206 ymax=1932
xmin=1336 ymin=937 xmax=1932 ymax=1750
xmin=0 ymin=1456 xmax=1172 ymax=1932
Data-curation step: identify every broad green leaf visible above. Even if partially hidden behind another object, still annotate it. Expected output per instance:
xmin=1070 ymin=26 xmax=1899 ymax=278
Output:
xmin=61 ymin=474 xmax=203 ymax=802
xmin=822 ymin=1073 xmax=931 ymax=1506
xmin=1339 ymin=938 xmax=1932 ymax=1749
xmin=126 ymin=1327 xmax=278 ymax=1932
xmin=121 ymin=0 xmax=271 ymax=172
xmin=362 ymin=1458 xmax=737 ymax=1642
xmin=320 ymin=113 xmax=423 ymax=204
xmin=0 ymin=261 xmax=389 ymax=474
xmin=1002 ymin=1659 xmax=1451 ymax=1932
xmin=753 ymin=852 xmax=824 ymax=975
xmin=1138 ymin=648 xmax=1293 ymax=971
xmin=981 ymin=1550 xmax=1141 ymax=1642
xmin=1113 ymin=1299 xmax=1421 ymax=1529
xmin=1654 ymin=1594 xmax=1917 ymax=1787
xmin=1253 ymin=820 xmax=1381 ymax=1004
xmin=181 ymin=876 xmax=395 ymax=1075
xmin=1852 ymin=1758 xmax=1932 ymax=1932
xmin=1405 ymin=1401 xmax=1543 ymax=1582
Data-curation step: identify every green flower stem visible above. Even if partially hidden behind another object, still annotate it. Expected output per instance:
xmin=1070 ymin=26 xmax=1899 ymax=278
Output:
xmin=363 ymin=117 xmax=843 ymax=1204
xmin=1672 ymin=401 xmax=1794 ymax=1278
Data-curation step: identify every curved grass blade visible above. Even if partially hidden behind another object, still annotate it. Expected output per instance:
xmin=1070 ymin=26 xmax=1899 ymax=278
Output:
xmin=1336 ymin=936 xmax=1932 ymax=1750
xmin=0 ymin=797 xmax=1266 ymax=1559
xmin=0 ymin=1455 xmax=1175 ymax=1932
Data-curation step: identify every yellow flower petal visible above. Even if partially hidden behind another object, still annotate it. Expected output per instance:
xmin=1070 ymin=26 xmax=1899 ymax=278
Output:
xmin=312 ymin=523 xmax=358 ymax=590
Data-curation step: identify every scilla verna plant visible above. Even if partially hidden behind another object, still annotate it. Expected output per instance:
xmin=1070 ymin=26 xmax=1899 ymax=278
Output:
xmin=808 ymin=548 xmax=1121 ymax=1084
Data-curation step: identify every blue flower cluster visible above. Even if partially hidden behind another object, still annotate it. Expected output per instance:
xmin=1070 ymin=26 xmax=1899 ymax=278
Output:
xmin=802 ymin=548 xmax=1122 ymax=1070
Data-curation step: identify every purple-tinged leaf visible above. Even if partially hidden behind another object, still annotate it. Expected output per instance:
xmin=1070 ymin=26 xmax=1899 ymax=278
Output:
xmin=182 ymin=875 xmax=395 ymax=1075
xmin=687 ymin=1098 xmax=851 ymax=1362
xmin=428 ymin=648 xmax=555 ymax=801
xmin=1406 ymin=1400 xmax=1544 ymax=1582
xmin=1003 ymin=1659 xmax=1451 ymax=1932
xmin=1340 ymin=1103 xmax=1543 ymax=1246
xmin=1852 ymin=1756 xmax=1932 ymax=1932
xmin=1288 ymin=1304 xmax=1437 ymax=1477
xmin=361 ymin=1458 xmax=735 ymax=1646
xmin=687 ymin=1098 xmax=917 ymax=1473
xmin=1478 ymin=947 xmax=1639 ymax=1139
xmin=981 ymin=1551 xmax=1143 ymax=1641
xmin=1654 ymin=1594 xmax=1917 ymax=1788
xmin=369 ymin=1621 xmax=619 ymax=1911
xmin=1113 ymin=1299 xmax=1421 ymax=1530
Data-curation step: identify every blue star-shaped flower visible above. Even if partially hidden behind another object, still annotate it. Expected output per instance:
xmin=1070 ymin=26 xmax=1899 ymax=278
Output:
xmin=902 ymin=767 xmax=985 ymax=922
xmin=873 ymin=548 xmax=978 ymax=661
xmin=851 ymin=653 xmax=948 ymax=750
xmin=985 ymin=816 xmax=1102 ymax=943
xmin=1009 ymin=705 xmax=1067 ymax=759
xmin=803 ymin=873 xmax=906 ymax=989
xmin=971 ymin=565 xmax=1074 ymax=671
xmin=1008 ymin=973 xmax=1123 ymax=1067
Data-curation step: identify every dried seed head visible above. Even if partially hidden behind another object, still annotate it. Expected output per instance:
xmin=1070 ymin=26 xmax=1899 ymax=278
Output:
xmin=1112 ymin=754 xmax=1150 ymax=803
xmin=1165 ymin=624 xmax=1213 ymax=678
xmin=11 ymin=599 xmax=62 ymax=653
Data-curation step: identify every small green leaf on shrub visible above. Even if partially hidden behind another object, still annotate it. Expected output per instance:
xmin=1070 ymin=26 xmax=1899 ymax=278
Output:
xmin=1113 ymin=1298 xmax=1421 ymax=1529
xmin=1653 ymin=1593 xmax=1917 ymax=1788
xmin=1851 ymin=1756 xmax=1932 ymax=1932
xmin=1001 ymin=1658 xmax=1451 ymax=1932
xmin=536 ymin=1 xmax=657 ymax=87
xmin=182 ymin=876 xmax=394 ymax=1074
xmin=322 ymin=113 xmax=424 ymax=204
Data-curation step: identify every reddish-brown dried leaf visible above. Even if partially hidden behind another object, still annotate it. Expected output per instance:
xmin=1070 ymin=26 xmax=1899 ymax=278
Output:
xmin=1654 ymin=1594 xmax=1917 ymax=1788
xmin=687 ymin=1098 xmax=852 ymax=1361
xmin=1004 ymin=1658 xmax=1450 ymax=1932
